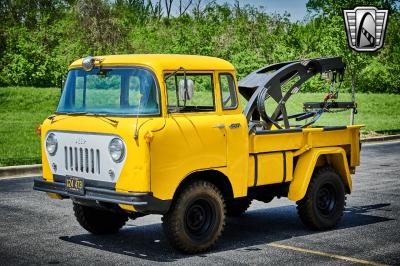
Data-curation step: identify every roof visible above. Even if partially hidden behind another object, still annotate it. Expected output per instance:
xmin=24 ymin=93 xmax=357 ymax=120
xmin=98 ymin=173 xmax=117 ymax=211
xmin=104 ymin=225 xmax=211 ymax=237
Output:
xmin=69 ymin=54 xmax=235 ymax=72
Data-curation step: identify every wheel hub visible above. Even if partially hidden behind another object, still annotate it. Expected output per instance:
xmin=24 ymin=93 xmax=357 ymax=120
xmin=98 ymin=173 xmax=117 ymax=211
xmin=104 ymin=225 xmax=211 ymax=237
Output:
xmin=316 ymin=184 xmax=336 ymax=216
xmin=185 ymin=199 xmax=215 ymax=240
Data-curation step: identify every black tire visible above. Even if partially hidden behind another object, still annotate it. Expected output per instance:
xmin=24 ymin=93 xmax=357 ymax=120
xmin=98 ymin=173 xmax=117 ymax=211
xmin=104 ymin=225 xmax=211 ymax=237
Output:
xmin=226 ymin=198 xmax=252 ymax=217
xmin=73 ymin=203 xmax=128 ymax=234
xmin=162 ymin=180 xmax=226 ymax=254
xmin=296 ymin=167 xmax=346 ymax=230
xmin=256 ymin=194 xmax=274 ymax=204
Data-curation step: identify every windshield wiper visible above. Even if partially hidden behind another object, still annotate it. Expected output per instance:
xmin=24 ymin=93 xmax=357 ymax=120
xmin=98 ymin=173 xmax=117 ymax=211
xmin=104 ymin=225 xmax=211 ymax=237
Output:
xmin=49 ymin=112 xmax=88 ymax=124
xmin=53 ymin=111 xmax=118 ymax=127
xmin=65 ymin=112 xmax=88 ymax=115
xmin=52 ymin=111 xmax=88 ymax=116
xmin=86 ymin=113 xmax=119 ymax=127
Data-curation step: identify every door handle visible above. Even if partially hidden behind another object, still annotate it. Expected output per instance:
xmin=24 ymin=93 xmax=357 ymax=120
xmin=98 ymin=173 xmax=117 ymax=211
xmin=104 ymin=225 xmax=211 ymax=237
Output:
xmin=213 ymin=123 xmax=225 ymax=129
xmin=229 ymin=123 xmax=241 ymax=129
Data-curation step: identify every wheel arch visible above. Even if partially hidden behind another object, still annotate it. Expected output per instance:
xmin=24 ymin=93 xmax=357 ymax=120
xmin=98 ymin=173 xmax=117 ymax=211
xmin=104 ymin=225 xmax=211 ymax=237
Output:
xmin=172 ymin=169 xmax=234 ymax=203
xmin=288 ymin=147 xmax=352 ymax=201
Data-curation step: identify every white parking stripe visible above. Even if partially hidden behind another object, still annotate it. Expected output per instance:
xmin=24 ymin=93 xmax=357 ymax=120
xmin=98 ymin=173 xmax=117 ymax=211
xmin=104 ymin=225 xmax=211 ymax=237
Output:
xmin=268 ymin=243 xmax=387 ymax=266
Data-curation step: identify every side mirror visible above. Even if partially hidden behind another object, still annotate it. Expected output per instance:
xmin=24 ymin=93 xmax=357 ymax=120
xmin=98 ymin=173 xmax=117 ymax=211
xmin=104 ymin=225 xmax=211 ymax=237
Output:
xmin=178 ymin=79 xmax=194 ymax=100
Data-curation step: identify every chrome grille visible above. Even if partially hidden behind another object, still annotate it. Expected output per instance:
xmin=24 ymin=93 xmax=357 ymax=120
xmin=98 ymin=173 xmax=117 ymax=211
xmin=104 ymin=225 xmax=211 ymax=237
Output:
xmin=64 ymin=146 xmax=100 ymax=174
xmin=85 ymin=148 xmax=89 ymax=173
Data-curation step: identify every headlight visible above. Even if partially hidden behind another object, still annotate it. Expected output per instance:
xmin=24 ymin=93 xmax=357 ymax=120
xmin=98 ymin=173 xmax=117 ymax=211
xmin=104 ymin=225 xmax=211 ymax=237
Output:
xmin=108 ymin=138 xmax=125 ymax=162
xmin=46 ymin=133 xmax=58 ymax=156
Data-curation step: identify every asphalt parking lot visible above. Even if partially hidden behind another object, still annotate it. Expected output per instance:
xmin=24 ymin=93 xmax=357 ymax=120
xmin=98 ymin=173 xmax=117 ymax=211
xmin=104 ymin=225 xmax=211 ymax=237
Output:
xmin=0 ymin=141 xmax=399 ymax=265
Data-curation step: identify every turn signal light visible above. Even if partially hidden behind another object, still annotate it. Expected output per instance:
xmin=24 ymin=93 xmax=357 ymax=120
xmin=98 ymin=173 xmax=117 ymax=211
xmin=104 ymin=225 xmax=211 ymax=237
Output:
xmin=144 ymin=131 xmax=154 ymax=143
xmin=36 ymin=124 xmax=42 ymax=137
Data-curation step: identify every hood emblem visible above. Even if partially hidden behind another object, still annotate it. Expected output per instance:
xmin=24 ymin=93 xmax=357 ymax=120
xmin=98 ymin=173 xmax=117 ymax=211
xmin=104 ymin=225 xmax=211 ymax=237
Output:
xmin=75 ymin=138 xmax=87 ymax=145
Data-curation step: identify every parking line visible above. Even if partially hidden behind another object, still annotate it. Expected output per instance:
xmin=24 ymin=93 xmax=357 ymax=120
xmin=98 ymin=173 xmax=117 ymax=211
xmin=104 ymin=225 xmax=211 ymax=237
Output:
xmin=268 ymin=243 xmax=387 ymax=266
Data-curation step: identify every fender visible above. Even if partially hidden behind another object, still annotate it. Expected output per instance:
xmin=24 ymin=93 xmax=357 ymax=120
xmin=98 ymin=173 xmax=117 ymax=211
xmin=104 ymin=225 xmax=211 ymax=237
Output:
xmin=171 ymin=168 xmax=235 ymax=200
xmin=288 ymin=147 xmax=352 ymax=201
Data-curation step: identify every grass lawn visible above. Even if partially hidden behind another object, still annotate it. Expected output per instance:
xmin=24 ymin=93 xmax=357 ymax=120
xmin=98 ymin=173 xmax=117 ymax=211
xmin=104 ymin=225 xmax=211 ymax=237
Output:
xmin=0 ymin=87 xmax=60 ymax=166
xmin=265 ymin=92 xmax=400 ymax=133
xmin=1 ymin=87 xmax=399 ymax=166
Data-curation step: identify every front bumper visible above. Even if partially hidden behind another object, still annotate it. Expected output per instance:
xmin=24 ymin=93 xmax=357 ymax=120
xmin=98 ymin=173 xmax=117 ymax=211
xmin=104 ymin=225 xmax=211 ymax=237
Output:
xmin=33 ymin=176 xmax=170 ymax=214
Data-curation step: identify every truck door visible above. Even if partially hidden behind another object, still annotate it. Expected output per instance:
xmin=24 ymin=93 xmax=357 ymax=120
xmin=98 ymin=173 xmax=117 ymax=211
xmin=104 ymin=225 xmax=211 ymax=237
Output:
xmin=168 ymin=112 xmax=227 ymax=167
xmin=218 ymin=72 xmax=249 ymax=195
xmin=152 ymin=72 xmax=227 ymax=176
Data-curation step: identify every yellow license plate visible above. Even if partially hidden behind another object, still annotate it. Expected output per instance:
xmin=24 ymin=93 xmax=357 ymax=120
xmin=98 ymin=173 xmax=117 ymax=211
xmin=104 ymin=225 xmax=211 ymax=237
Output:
xmin=65 ymin=176 xmax=85 ymax=195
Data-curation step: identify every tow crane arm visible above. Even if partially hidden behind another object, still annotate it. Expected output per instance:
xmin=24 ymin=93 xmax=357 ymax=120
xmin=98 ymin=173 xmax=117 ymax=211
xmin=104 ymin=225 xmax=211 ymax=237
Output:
xmin=238 ymin=57 xmax=355 ymax=133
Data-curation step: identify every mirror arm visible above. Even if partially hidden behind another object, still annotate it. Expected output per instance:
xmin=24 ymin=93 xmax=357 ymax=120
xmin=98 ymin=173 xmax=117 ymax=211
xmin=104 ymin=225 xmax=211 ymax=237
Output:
xmin=183 ymin=68 xmax=188 ymax=107
xmin=164 ymin=66 xmax=185 ymax=81
xmin=174 ymin=74 xmax=180 ymax=108
xmin=164 ymin=66 xmax=186 ymax=110
xmin=60 ymin=79 xmax=65 ymax=94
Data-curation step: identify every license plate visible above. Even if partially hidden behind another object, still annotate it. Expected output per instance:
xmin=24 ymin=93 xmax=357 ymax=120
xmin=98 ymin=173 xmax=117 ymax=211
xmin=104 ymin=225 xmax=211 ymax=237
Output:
xmin=65 ymin=176 xmax=85 ymax=195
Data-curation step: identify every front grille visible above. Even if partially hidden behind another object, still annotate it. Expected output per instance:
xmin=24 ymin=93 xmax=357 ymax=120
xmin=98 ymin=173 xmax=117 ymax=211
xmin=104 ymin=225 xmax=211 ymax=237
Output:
xmin=64 ymin=146 xmax=100 ymax=174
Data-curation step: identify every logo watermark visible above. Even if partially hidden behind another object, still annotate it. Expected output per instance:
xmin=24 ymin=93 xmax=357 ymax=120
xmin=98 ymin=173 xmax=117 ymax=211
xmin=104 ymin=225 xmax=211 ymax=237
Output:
xmin=343 ymin=6 xmax=388 ymax=52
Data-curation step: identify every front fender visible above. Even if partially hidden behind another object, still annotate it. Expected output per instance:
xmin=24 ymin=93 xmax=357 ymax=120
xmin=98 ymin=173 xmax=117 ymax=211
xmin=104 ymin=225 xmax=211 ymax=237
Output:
xmin=288 ymin=147 xmax=352 ymax=201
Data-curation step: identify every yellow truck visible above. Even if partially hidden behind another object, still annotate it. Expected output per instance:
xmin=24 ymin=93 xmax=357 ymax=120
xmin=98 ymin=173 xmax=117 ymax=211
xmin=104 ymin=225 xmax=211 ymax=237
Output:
xmin=34 ymin=54 xmax=362 ymax=253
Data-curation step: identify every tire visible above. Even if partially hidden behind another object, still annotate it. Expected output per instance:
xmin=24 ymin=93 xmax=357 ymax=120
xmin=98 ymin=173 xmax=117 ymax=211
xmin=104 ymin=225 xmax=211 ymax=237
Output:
xmin=162 ymin=180 xmax=226 ymax=254
xmin=73 ymin=203 xmax=128 ymax=234
xmin=226 ymin=198 xmax=252 ymax=217
xmin=296 ymin=167 xmax=346 ymax=230
xmin=256 ymin=194 xmax=274 ymax=204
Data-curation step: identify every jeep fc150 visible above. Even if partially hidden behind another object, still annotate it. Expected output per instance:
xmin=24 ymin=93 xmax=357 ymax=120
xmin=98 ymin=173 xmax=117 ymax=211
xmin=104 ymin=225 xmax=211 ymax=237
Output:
xmin=34 ymin=54 xmax=362 ymax=253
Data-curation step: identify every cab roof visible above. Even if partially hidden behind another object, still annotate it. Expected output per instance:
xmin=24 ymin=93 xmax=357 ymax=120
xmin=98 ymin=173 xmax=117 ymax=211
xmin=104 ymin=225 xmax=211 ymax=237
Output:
xmin=69 ymin=54 xmax=235 ymax=72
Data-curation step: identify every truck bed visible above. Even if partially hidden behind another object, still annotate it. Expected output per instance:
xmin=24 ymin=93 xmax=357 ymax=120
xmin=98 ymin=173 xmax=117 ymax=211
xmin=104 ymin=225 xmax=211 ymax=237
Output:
xmin=247 ymin=125 xmax=362 ymax=187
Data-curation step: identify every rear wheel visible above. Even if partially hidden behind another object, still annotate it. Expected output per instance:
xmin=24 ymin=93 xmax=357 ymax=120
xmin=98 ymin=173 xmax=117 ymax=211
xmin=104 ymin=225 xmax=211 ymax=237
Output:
xmin=226 ymin=198 xmax=252 ymax=217
xmin=162 ymin=180 xmax=226 ymax=254
xmin=296 ymin=167 xmax=346 ymax=230
xmin=73 ymin=203 xmax=128 ymax=234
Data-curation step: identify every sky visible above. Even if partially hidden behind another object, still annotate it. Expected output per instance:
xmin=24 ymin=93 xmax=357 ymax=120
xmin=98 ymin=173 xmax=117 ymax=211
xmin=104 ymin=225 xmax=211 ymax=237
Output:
xmin=216 ymin=0 xmax=309 ymax=21
xmin=168 ymin=0 xmax=309 ymax=22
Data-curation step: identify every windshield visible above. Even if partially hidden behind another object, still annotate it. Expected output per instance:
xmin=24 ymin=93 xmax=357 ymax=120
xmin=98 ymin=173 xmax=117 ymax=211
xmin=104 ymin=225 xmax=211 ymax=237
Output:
xmin=56 ymin=67 xmax=160 ymax=116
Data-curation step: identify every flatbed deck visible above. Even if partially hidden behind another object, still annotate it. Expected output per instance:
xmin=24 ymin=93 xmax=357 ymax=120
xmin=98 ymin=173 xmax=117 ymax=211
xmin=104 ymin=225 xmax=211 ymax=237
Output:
xmin=247 ymin=125 xmax=362 ymax=192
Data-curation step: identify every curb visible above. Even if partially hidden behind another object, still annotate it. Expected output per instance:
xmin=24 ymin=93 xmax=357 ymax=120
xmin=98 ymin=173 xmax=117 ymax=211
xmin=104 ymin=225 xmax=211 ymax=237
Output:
xmin=361 ymin=134 xmax=400 ymax=143
xmin=1 ymin=134 xmax=400 ymax=179
xmin=0 ymin=164 xmax=42 ymax=179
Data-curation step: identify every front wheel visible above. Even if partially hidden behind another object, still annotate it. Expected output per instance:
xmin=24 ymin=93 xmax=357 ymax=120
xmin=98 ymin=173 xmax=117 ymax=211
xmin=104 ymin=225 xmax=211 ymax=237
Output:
xmin=162 ymin=180 xmax=226 ymax=254
xmin=73 ymin=203 xmax=128 ymax=234
xmin=296 ymin=167 xmax=346 ymax=230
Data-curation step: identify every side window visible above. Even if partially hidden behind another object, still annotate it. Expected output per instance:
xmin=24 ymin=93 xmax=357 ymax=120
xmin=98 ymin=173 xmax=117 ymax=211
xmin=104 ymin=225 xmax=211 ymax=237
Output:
xmin=219 ymin=74 xmax=238 ymax=110
xmin=166 ymin=73 xmax=215 ymax=112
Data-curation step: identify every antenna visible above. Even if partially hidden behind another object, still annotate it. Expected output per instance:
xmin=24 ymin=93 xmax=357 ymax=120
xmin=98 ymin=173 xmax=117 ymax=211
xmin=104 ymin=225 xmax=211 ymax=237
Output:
xmin=134 ymin=94 xmax=142 ymax=139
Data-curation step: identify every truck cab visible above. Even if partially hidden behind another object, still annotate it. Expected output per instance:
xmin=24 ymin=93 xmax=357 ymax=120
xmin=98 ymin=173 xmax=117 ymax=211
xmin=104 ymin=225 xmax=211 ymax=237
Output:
xmin=34 ymin=54 xmax=362 ymax=254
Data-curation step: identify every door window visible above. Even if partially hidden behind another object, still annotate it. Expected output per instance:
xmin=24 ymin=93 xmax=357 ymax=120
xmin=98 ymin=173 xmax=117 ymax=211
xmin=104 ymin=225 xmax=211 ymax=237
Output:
xmin=165 ymin=73 xmax=215 ymax=113
xmin=219 ymin=74 xmax=238 ymax=110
